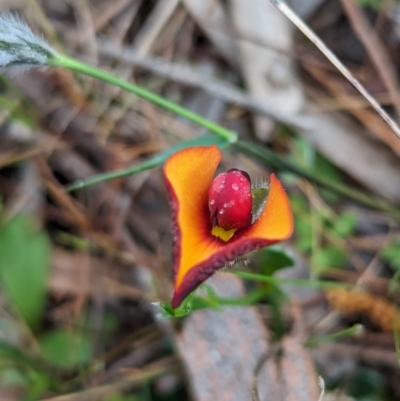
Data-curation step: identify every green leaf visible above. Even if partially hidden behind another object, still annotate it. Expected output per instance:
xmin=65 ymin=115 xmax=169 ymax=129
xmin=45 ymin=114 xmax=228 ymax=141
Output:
xmin=24 ymin=370 xmax=51 ymax=401
xmin=255 ymin=247 xmax=294 ymax=276
xmin=332 ymin=211 xmax=357 ymax=237
xmin=251 ymin=187 xmax=269 ymax=223
xmin=158 ymin=291 xmax=197 ymax=318
xmin=314 ymin=154 xmax=343 ymax=183
xmin=347 ymin=367 xmax=385 ymax=400
xmin=39 ymin=330 xmax=92 ymax=369
xmin=290 ymin=194 xmax=308 ymax=210
xmin=295 ymin=217 xmax=312 ymax=253
xmin=314 ymin=245 xmax=346 ymax=271
xmin=380 ymin=239 xmax=400 ymax=270
xmin=0 ymin=339 xmax=47 ymax=373
xmin=0 ymin=215 xmax=50 ymax=328
xmin=314 ymin=155 xmax=344 ymax=202
xmin=389 ymin=270 xmax=400 ymax=293
xmin=356 ymin=0 xmax=384 ymax=10
xmin=0 ymin=367 xmax=26 ymax=387
xmin=292 ymin=136 xmax=315 ymax=169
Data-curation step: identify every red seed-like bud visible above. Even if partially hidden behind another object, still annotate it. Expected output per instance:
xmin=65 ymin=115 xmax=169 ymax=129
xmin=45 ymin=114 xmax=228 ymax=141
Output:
xmin=208 ymin=169 xmax=252 ymax=230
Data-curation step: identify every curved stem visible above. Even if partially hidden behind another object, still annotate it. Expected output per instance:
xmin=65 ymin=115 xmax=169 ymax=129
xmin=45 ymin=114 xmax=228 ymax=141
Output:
xmin=47 ymin=54 xmax=238 ymax=143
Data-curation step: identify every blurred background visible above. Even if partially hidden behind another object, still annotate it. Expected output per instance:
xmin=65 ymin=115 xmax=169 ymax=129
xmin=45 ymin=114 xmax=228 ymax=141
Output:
xmin=0 ymin=0 xmax=400 ymax=400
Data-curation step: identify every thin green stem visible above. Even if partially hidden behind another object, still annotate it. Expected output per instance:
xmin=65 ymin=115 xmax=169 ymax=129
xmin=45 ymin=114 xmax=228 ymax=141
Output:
xmin=213 ymin=288 xmax=268 ymax=306
xmin=64 ymin=134 xmax=230 ymax=191
xmin=65 ymin=157 xmax=158 ymax=192
xmin=47 ymin=54 xmax=237 ymax=143
xmin=305 ymin=324 xmax=364 ymax=347
xmin=234 ymin=271 xmax=350 ymax=290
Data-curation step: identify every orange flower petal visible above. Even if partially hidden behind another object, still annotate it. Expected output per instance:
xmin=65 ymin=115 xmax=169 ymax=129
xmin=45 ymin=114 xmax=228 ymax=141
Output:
xmin=235 ymin=174 xmax=293 ymax=243
xmin=164 ymin=146 xmax=293 ymax=308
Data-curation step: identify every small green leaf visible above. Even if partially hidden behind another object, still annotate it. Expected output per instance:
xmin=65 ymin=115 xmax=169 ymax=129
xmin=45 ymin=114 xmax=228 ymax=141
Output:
xmin=158 ymin=291 xmax=196 ymax=318
xmin=290 ymin=194 xmax=308 ymax=210
xmin=389 ymin=270 xmax=400 ymax=293
xmin=251 ymin=186 xmax=268 ymax=223
xmin=0 ymin=215 xmax=50 ymax=328
xmin=314 ymin=245 xmax=346 ymax=271
xmin=332 ymin=211 xmax=357 ymax=237
xmin=0 ymin=367 xmax=26 ymax=387
xmin=314 ymin=154 xmax=343 ymax=183
xmin=380 ymin=239 xmax=400 ymax=270
xmin=356 ymin=0 xmax=384 ymax=10
xmin=292 ymin=137 xmax=315 ymax=169
xmin=347 ymin=367 xmax=385 ymax=400
xmin=39 ymin=330 xmax=92 ymax=369
xmin=295 ymin=218 xmax=312 ymax=253
xmin=314 ymin=156 xmax=344 ymax=202
xmin=255 ymin=247 xmax=294 ymax=276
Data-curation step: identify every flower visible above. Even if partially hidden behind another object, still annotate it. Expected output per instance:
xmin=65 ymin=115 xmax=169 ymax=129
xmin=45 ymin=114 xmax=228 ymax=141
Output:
xmin=164 ymin=145 xmax=293 ymax=308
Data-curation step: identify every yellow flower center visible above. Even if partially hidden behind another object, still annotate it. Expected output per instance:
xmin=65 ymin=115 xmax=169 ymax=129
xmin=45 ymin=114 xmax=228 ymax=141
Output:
xmin=211 ymin=226 xmax=236 ymax=242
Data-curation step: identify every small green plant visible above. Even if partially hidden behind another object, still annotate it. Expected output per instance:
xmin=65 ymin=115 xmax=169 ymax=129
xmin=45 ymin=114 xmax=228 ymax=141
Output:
xmin=380 ymin=239 xmax=400 ymax=292
xmin=0 ymin=215 xmax=50 ymax=328
xmin=380 ymin=239 xmax=400 ymax=270
xmin=0 ymin=214 xmax=94 ymax=398
xmin=356 ymin=0 xmax=385 ymax=10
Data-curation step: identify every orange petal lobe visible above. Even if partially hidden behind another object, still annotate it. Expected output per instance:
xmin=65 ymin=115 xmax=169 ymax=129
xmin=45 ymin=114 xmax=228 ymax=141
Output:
xmin=164 ymin=146 xmax=223 ymax=299
xmin=235 ymin=174 xmax=293 ymax=242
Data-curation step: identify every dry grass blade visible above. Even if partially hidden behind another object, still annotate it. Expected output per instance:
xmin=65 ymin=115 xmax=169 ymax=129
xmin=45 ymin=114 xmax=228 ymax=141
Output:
xmin=270 ymin=0 xmax=400 ymax=142
xmin=340 ymin=0 xmax=400 ymax=121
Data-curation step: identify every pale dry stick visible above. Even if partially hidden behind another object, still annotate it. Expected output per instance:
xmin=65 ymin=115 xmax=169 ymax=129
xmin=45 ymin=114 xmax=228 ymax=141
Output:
xmin=93 ymin=0 xmax=132 ymax=31
xmin=133 ymin=0 xmax=180 ymax=57
xmin=20 ymin=0 xmax=60 ymax=48
xmin=71 ymin=0 xmax=98 ymax=66
xmin=270 ymin=0 xmax=400 ymax=141
xmin=318 ymin=376 xmax=325 ymax=401
xmin=251 ymin=343 xmax=282 ymax=401
xmin=98 ymin=39 xmax=311 ymax=131
xmin=340 ymin=0 xmax=400 ymax=121
xmin=306 ymin=89 xmax=395 ymax=112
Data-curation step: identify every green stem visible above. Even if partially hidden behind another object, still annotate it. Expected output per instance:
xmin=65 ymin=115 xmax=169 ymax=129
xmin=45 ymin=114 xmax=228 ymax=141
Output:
xmin=305 ymin=324 xmax=364 ymax=347
xmin=235 ymin=140 xmax=400 ymax=221
xmin=65 ymin=156 xmax=159 ymax=192
xmin=64 ymin=134 xmax=230 ymax=191
xmin=47 ymin=54 xmax=237 ymax=143
xmin=234 ymin=271 xmax=349 ymax=290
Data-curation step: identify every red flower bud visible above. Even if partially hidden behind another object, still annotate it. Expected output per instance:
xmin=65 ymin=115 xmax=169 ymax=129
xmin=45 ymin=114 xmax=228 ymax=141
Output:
xmin=208 ymin=169 xmax=252 ymax=230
